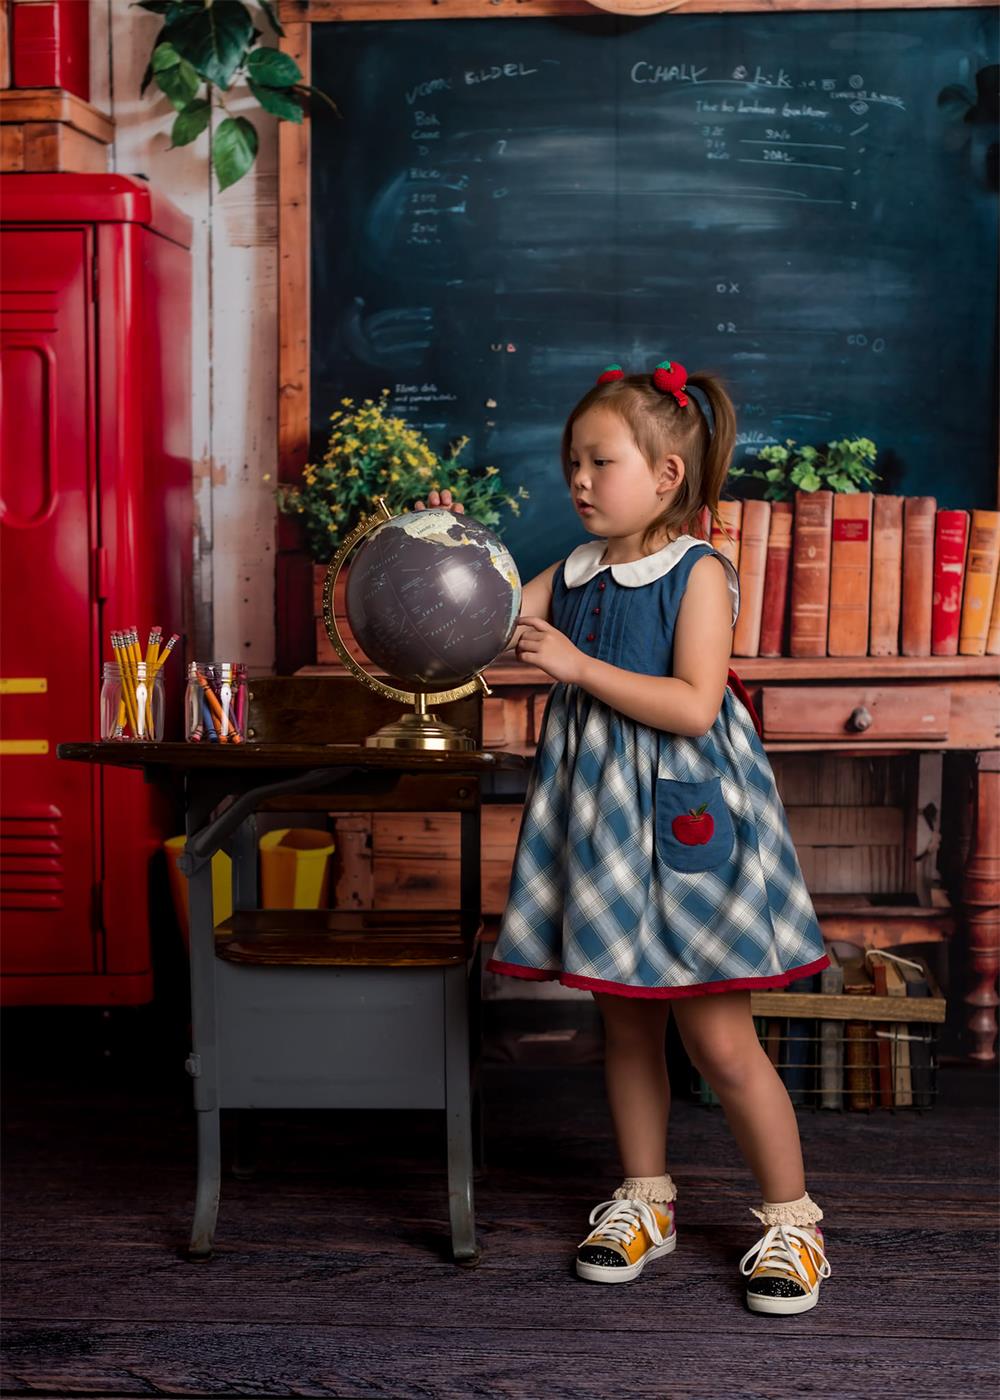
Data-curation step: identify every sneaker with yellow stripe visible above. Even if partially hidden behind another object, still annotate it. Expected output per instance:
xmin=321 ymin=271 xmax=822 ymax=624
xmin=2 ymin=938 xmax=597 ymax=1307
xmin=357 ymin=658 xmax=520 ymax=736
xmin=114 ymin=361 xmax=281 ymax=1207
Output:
xmin=739 ymin=1223 xmax=831 ymax=1314
xmin=575 ymin=1198 xmax=677 ymax=1284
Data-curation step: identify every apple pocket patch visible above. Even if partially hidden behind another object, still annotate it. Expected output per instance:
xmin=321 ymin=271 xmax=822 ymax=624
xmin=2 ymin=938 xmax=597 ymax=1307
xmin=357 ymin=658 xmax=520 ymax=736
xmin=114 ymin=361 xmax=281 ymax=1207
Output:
xmin=654 ymin=775 xmax=736 ymax=874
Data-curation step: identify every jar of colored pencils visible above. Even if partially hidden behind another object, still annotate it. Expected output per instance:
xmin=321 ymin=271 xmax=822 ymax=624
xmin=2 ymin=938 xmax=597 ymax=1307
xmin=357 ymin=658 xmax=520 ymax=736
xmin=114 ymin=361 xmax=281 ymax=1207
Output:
xmin=185 ymin=662 xmax=248 ymax=744
xmin=100 ymin=662 xmax=165 ymax=742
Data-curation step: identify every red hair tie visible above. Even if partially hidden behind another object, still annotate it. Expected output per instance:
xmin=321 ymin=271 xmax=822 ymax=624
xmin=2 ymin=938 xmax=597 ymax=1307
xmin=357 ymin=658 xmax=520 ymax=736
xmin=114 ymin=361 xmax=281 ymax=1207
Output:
xmin=652 ymin=359 xmax=689 ymax=407
xmin=596 ymin=363 xmax=625 ymax=385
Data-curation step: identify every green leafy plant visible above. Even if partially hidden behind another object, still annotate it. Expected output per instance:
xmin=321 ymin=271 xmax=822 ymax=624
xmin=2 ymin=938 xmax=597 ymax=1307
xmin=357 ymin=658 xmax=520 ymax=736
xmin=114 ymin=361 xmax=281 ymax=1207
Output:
xmin=730 ymin=437 xmax=881 ymax=501
xmin=134 ymin=0 xmax=336 ymax=189
xmin=277 ymin=390 xmax=529 ymax=563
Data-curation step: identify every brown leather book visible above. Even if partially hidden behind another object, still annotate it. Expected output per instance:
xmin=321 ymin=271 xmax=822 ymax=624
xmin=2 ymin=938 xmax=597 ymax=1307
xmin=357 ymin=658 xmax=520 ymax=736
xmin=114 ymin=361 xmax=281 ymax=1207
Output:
xmin=931 ymin=509 xmax=969 ymax=656
xmin=732 ymin=499 xmax=771 ymax=657
xmin=841 ymin=954 xmax=875 ymax=1112
xmin=789 ymin=490 xmax=833 ymax=657
xmin=959 ymin=509 xmax=1000 ymax=656
xmin=759 ymin=502 xmax=794 ymax=657
xmin=828 ymin=492 xmax=874 ymax=656
xmin=711 ymin=499 xmax=742 ymax=568
xmin=869 ymin=495 xmax=904 ymax=656
xmin=901 ymin=496 xmax=937 ymax=656
xmin=844 ymin=1023 xmax=876 ymax=1112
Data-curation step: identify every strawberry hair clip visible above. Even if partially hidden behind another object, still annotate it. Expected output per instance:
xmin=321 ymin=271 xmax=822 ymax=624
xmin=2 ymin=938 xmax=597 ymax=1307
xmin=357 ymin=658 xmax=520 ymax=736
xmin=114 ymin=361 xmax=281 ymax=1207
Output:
xmin=596 ymin=360 xmax=690 ymax=408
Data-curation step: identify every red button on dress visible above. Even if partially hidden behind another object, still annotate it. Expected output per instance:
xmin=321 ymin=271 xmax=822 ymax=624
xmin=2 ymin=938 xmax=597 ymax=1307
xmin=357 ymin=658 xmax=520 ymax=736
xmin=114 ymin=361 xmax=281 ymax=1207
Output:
xmin=598 ymin=582 xmax=606 ymax=591
xmin=586 ymin=633 xmax=596 ymax=642
xmin=592 ymin=606 xmax=601 ymax=615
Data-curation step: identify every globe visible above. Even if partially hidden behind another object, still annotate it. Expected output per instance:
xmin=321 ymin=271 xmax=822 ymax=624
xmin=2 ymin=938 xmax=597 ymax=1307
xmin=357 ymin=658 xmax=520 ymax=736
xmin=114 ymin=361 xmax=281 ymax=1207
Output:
xmin=344 ymin=508 xmax=522 ymax=689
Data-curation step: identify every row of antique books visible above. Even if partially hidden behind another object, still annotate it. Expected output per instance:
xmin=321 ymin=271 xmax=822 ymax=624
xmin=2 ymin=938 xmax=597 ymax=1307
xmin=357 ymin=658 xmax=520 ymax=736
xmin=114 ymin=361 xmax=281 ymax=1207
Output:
xmin=694 ymin=947 xmax=939 ymax=1112
xmin=692 ymin=496 xmax=1000 ymax=658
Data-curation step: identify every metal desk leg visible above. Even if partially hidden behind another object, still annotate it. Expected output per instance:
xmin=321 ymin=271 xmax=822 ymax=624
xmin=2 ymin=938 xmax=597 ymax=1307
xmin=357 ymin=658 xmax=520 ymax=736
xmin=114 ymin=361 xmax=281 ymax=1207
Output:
xmin=184 ymin=782 xmax=223 ymax=1260
xmin=231 ymin=815 xmax=258 ymax=1180
xmin=444 ymin=962 xmax=479 ymax=1267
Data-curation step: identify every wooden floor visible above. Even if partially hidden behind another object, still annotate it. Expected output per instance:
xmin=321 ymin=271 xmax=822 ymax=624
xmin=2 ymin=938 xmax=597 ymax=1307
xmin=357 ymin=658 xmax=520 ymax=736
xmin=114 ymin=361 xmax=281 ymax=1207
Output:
xmin=2 ymin=1008 xmax=998 ymax=1400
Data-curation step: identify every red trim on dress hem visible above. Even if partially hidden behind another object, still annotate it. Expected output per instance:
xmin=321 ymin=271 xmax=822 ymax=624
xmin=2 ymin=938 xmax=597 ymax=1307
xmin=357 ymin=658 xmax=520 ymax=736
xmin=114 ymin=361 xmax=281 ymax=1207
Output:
xmin=484 ymin=953 xmax=831 ymax=1000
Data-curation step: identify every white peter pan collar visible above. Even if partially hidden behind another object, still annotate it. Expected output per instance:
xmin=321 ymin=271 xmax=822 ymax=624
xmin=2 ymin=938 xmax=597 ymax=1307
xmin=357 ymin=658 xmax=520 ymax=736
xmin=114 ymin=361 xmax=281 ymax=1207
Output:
xmin=562 ymin=534 xmax=740 ymax=625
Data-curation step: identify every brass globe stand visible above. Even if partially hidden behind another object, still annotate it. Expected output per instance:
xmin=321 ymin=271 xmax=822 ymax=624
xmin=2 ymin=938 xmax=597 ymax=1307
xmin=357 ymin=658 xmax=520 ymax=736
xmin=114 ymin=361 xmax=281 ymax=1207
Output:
xmin=321 ymin=498 xmax=493 ymax=751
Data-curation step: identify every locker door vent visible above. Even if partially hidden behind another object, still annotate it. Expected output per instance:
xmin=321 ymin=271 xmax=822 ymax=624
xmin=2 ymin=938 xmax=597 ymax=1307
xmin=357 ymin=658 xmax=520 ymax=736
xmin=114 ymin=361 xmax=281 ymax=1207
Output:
xmin=0 ymin=806 xmax=64 ymax=910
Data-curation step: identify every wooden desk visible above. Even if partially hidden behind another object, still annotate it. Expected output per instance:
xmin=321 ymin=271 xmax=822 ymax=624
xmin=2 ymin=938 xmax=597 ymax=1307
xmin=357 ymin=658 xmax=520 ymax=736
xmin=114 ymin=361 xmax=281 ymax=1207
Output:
xmin=57 ymin=737 xmax=530 ymax=1262
xmin=300 ymin=654 xmax=1000 ymax=1063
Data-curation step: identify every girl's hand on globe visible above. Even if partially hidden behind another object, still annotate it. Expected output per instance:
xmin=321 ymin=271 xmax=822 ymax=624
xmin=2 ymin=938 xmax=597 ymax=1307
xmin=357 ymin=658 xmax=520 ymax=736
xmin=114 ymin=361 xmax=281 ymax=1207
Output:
xmin=515 ymin=617 xmax=586 ymax=685
xmin=413 ymin=488 xmax=465 ymax=515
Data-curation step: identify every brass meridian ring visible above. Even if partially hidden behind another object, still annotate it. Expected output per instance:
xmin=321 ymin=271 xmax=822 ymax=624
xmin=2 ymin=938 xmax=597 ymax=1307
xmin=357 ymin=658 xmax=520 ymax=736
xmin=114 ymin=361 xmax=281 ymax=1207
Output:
xmin=321 ymin=498 xmax=491 ymax=705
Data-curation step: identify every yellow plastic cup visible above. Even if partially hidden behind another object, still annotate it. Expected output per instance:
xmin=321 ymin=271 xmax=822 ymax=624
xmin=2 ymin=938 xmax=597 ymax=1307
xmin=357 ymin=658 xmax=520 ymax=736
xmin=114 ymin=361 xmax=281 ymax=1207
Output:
xmin=259 ymin=828 xmax=335 ymax=908
xmin=163 ymin=835 xmax=233 ymax=948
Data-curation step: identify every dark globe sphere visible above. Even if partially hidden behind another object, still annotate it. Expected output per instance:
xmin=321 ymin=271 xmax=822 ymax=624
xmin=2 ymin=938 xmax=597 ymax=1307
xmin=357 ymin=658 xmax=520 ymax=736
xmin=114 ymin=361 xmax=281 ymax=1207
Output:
xmin=344 ymin=509 xmax=522 ymax=688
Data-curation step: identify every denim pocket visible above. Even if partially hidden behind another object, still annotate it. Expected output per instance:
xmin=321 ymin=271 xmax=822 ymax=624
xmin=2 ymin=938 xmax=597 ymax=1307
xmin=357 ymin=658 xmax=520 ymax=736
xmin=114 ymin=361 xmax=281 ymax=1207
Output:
xmin=654 ymin=776 xmax=735 ymax=873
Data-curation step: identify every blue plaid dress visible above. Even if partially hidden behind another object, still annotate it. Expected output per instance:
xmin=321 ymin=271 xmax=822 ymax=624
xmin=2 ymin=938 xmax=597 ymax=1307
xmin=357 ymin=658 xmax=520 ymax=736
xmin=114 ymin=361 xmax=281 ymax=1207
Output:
xmin=487 ymin=535 xmax=829 ymax=999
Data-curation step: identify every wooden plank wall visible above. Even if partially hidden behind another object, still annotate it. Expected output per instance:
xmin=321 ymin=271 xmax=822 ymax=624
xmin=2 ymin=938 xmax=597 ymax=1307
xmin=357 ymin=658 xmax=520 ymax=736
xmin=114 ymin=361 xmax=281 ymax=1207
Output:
xmin=90 ymin=2 xmax=277 ymax=667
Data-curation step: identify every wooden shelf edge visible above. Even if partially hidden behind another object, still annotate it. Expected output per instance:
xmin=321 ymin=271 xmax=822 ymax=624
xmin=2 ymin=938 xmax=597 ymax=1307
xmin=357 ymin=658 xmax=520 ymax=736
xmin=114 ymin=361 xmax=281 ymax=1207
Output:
xmin=750 ymin=990 xmax=946 ymax=1022
xmin=0 ymin=88 xmax=115 ymax=143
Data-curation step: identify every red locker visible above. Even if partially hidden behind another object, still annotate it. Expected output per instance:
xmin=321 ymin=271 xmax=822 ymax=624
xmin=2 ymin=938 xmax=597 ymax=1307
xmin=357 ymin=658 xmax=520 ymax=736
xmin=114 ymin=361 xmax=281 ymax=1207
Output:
xmin=1 ymin=174 xmax=193 ymax=1005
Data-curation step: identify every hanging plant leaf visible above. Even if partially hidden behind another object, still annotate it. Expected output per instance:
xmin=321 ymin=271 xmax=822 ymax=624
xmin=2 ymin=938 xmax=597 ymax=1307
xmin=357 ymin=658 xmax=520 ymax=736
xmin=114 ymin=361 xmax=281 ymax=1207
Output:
xmin=152 ymin=41 xmax=201 ymax=111
xmin=248 ymin=79 xmax=304 ymax=122
xmin=167 ymin=0 xmax=253 ymax=90
xmin=170 ymin=97 xmax=211 ymax=147
xmin=133 ymin=1 xmax=173 ymax=12
xmin=212 ymin=115 xmax=259 ymax=189
xmin=246 ymin=46 xmax=301 ymax=87
xmin=258 ymin=0 xmax=285 ymax=37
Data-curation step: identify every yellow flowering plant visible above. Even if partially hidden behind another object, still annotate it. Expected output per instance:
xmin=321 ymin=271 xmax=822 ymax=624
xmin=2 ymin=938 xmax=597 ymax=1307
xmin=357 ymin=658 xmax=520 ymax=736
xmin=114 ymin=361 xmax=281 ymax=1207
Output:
xmin=278 ymin=390 xmax=529 ymax=562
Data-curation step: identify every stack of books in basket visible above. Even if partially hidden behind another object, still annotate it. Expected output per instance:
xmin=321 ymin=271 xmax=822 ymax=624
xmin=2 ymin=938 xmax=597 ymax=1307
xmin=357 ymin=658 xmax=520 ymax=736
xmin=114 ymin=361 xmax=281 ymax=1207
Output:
xmin=693 ymin=946 xmax=945 ymax=1112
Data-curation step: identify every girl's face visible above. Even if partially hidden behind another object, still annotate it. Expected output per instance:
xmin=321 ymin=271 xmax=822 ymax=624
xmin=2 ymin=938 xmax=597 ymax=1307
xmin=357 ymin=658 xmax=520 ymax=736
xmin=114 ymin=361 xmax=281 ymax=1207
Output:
xmin=568 ymin=405 xmax=684 ymax=543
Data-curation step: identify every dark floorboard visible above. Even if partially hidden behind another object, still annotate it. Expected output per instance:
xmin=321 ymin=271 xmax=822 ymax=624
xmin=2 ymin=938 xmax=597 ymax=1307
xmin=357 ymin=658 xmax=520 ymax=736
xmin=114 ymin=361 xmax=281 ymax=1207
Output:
xmin=1 ymin=1008 xmax=998 ymax=1400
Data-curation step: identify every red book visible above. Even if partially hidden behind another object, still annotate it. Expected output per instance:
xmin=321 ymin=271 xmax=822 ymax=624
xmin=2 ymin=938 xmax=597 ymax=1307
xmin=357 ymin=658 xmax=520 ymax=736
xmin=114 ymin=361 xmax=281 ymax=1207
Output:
xmin=758 ymin=502 xmax=794 ymax=657
xmin=789 ymin=490 xmax=833 ymax=658
xmin=931 ymin=509 xmax=969 ymax=656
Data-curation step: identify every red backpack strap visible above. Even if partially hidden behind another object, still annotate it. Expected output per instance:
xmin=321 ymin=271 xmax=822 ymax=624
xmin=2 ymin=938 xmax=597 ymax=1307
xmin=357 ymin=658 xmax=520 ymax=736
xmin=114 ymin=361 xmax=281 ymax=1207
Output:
xmin=726 ymin=667 xmax=763 ymax=740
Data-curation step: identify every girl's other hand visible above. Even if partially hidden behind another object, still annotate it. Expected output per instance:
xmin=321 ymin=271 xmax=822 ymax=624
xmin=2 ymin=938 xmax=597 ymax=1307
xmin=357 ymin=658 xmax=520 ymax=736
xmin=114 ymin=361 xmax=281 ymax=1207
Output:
xmin=413 ymin=488 xmax=465 ymax=514
xmin=515 ymin=617 xmax=585 ymax=685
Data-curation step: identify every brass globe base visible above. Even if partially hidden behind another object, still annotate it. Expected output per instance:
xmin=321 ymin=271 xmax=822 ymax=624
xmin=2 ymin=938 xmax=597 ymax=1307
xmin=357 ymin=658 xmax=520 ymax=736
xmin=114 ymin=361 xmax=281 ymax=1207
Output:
xmin=364 ymin=709 xmax=476 ymax=751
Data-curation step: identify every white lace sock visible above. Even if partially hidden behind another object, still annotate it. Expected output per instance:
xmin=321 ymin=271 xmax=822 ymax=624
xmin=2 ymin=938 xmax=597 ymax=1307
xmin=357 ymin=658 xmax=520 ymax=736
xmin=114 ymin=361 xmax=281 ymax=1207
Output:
xmin=612 ymin=1173 xmax=677 ymax=1210
xmin=749 ymin=1191 xmax=824 ymax=1232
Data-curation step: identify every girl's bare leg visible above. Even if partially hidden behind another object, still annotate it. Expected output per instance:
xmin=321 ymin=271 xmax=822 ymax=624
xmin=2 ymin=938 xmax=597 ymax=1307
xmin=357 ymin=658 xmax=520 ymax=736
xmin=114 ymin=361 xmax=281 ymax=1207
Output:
xmin=671 ymin=989 xmax=805 ymax=1201
xmin=593 ymin=993 xmax=672 ymax=1177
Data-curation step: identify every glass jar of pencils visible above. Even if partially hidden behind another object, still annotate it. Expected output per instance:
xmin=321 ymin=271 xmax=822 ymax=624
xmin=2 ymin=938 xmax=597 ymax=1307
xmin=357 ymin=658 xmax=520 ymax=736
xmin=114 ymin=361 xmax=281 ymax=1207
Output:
xmin=100 ymin=662 xmax=165 ymax=742
xmin=185 ymin=662 xmax=248 ymax=744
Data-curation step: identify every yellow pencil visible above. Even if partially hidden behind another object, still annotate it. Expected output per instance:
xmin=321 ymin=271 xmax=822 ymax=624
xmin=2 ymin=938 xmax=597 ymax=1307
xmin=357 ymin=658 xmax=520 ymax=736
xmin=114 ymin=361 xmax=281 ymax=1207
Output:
xmin=112 ymin=631 xmax=139 ymax=737
xmin=151 ymin=633 xmax=179 ymax=681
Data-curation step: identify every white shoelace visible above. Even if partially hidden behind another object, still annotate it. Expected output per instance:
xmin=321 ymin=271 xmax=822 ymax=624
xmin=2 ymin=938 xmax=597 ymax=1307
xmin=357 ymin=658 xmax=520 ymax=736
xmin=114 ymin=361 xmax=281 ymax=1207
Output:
xmin=579 ymin=1198 xmax=665 ymax=1251
xmin=739 ymin=1224 xmax=832 ymax=1289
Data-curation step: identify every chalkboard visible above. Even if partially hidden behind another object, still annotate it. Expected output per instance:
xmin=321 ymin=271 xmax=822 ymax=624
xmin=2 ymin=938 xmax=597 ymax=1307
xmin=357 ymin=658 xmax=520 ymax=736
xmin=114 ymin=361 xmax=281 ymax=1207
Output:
xmin=310 ymin=10 xmax=999 ymax=583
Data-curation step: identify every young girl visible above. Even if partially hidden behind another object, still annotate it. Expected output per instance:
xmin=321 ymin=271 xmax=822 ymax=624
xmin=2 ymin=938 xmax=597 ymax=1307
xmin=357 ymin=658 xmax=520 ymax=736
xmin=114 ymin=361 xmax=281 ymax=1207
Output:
xmin=417 ymin=360 xmax=832 ymax=1315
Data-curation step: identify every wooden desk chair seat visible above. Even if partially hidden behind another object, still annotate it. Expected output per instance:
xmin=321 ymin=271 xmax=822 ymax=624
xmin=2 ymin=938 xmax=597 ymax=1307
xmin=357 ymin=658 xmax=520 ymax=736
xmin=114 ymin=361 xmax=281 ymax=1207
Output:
xmin=183 ymin=678 xmax=488 ymax=1266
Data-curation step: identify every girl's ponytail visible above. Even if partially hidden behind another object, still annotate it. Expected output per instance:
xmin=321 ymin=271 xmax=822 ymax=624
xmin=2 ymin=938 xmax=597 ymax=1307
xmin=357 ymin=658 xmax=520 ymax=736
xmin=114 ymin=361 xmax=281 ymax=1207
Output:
xmin=686 ymin=372 xmax=737 ymax=539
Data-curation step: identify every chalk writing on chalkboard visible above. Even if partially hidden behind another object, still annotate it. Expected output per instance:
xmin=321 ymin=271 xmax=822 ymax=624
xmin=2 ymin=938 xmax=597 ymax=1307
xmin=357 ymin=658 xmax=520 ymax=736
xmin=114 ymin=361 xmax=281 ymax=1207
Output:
xmin=311 ymin=12 xmax=998 ymax=580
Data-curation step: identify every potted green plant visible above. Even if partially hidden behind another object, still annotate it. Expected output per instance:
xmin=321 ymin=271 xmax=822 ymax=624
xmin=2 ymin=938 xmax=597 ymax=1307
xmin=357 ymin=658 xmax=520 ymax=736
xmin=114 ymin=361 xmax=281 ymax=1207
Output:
xmin=729 ymin=437 xmax=881 ymax=500
xmin=134 ymin=0 xmax=336 ymax=188
xmin=277 ymin=390 xmax=528 ymax=662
